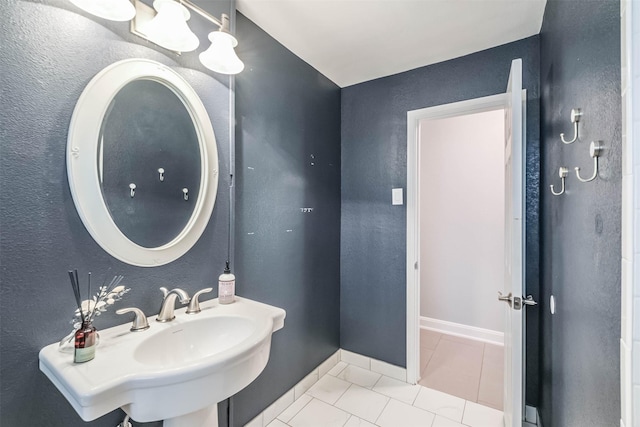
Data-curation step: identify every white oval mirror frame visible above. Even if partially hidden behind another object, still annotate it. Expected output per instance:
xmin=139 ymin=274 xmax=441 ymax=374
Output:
xmin=67 ymin=59 xmax=219 ymax=267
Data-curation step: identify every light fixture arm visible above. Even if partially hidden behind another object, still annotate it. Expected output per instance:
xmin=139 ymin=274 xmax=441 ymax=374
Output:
xmin=178 ymin=0 xmax=230 ymax=32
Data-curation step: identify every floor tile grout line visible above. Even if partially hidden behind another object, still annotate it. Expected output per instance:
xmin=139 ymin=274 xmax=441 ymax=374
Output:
xmin=371 ymin=372 xmax=384 ymax=390
xmin=276 ymin=393 xmax=314 ymax=424
xmin=461 ymin=399 xmax=468 ymax=425
xmin=421 ymin=332 xmax=443 ymax=383
xmin=333 ymin=382 xmax=355 ymax=405
xmin=472 ymin=342 xmax=487 ymax=404
xmin=372 ymin=395 xmax=393 ymax=425
xmin=333 ymin=385 xmax=391 ymax=425
xmin=409 ymin=382 xmax=422 ymax=407
xmin=333 ymin=361 xmax=348 ymax=377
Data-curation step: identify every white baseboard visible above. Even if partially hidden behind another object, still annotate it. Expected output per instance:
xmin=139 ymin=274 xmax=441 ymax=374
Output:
xmin=420 ymin=316 xmax=504 ymax=346
xmin=525 ymin=405 xmax=537 ymax=424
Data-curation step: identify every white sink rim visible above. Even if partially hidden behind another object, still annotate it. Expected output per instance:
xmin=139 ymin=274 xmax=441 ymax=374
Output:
xmin=39 ymin=296 xmax=286 ymax=422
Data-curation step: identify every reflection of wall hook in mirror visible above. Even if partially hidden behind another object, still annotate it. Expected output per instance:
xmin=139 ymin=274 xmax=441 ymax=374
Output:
xmin=182 ymin=188 xmax=189 ymax=201
xmin=560 ymin=108 xmax=582 ymax=144
xmin=575 ymin=141 xmax=602 ymax=183
xmin=550 ymin=167 xmax=568 ymax=196
xmin=158 ymin=168 xmax=165 ymax=182
xmin=129 ymin=183 xmax=136 ymax=198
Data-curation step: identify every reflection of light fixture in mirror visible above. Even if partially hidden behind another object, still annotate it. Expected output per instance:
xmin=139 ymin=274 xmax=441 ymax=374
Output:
xmin=69 ymin=0 xmax=136 ymax=21
xmin=138 ymin=0 xmax=199 ymax=52
xmin=131 ymin=0 xmax=244 ymax=75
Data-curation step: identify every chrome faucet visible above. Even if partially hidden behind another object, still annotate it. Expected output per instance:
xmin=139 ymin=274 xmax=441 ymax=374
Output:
xmin=157 ymin=287 xmax=190 ymax=322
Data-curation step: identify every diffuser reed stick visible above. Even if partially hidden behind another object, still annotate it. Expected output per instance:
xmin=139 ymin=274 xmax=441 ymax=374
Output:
xmin=68 ymin=270 xmax=84 ymax=323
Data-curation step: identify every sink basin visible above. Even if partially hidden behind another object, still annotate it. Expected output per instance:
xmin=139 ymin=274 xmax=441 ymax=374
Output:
xmin=134 ymin=315 xmax=257 ymax=368
xmin=39 ymin=297 xmax=285 ymax=426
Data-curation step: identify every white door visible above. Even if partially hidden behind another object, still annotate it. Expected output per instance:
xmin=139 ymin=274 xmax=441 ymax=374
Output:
xmin=501 ymin=58 xmax=525 ymax=427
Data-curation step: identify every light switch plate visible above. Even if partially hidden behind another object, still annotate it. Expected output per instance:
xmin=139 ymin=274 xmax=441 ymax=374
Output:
xmin=392 ymin=188 xmax=403 ymax=205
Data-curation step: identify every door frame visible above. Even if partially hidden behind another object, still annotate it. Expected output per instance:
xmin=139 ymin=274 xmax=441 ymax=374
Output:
xmin=405 ymin=92 xmax=518 ymax=384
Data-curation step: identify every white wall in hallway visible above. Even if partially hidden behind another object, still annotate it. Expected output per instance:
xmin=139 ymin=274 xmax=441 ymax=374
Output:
xmin=419 ymin=109 xmax=505 ymax=333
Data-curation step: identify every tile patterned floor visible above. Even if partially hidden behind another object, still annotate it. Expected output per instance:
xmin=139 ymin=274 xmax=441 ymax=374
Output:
xmin=261 ymin=360 xmax=504 ymax=427
xmin=419 ymin=330 xmax=504 ymax=411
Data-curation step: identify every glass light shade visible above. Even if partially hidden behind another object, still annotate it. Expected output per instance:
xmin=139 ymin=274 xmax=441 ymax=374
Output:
xmin=140 ymin=0 xmax=199 ymax=52
xmin=69 ymin=0 xmax=136 ymax=21
xmin=199 ymin=31 xmax=244 ymax=75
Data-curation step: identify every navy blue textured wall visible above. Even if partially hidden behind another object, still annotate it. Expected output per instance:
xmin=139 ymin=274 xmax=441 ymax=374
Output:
xmin=232 ymin=13 xmax=342 ymax=426
xmin=539 ymin=0 xmax=621 ymax=425
xmin=340 ymin=36 xmax=542 ymax=405
xmin=0 ymin=1 xmax=232 ymax=425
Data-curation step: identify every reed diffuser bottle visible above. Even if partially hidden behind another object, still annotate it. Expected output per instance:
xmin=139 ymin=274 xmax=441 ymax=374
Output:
xmin=74 ymin=319 xmax=97 ymax=363
xmin=65 ymin=270 xmax=128 ymax=362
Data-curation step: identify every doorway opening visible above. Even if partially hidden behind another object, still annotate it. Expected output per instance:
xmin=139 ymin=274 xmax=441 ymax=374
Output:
xmin=416 ymin=108 xmax=506 ymax=410
xmin=406 ymin=62 xmax=526 ymax=425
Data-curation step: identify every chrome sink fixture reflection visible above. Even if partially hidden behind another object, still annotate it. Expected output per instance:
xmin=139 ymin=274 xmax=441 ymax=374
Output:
xmin=39 ymin=297 xmax=286 ymax=427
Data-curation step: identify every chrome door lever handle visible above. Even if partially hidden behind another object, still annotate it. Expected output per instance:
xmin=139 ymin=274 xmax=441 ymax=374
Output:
xmin=499 ymin=292 xmax=537 ymax=310
xmin=498 ymin=291 xmax=513 ymax=302
xmin=498 ymin=291 xmax=513 ymax=307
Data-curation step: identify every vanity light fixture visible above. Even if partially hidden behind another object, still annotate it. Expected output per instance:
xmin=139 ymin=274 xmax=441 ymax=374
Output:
xmin=131 ymin=0 xmax=244 ymax=74
xmin=69 ymin=0 xmax=244 ymax=74
xmin=136 ymin=0 xmax=199 ymax=52
xmin=69 ymin=0 xmax=136 ymax=21
xmin=198 ymin=14 xmax=244 ymax=74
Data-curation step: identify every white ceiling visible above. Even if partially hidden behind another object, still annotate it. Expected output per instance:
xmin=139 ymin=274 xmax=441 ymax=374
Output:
xmin=236 ymin=0 xmax=547 ymax=88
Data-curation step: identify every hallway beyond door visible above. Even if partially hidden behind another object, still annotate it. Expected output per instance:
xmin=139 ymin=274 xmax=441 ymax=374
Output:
xmin=419 ymin=330 xmax=504 ymax=411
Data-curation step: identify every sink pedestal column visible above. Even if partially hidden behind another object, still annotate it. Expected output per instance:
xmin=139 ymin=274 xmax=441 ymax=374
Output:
xmin=163 ymin=404 xmax=218 ymax=427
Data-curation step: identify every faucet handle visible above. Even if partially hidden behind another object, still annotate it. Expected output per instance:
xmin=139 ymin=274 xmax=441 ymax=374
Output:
xmin=116 ymin=307 xmax=150 ymax=332
xmin=186 ymin=288 xmax=213 ymax=314
xmin=159 ymin=287 xmax=169 ymax=298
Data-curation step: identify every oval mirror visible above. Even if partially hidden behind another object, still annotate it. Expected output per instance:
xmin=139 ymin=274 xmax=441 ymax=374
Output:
xmin=67 ymin=59 xmax=219 ymax=266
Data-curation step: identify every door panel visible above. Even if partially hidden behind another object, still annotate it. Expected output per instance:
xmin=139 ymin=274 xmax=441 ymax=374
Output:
xmin=503 ymin=58 xmax=524 ymax=427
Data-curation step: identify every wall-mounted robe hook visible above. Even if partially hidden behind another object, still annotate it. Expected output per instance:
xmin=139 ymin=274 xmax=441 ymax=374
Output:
xmin=560 ymin=108 xmax=582 ymax=144
xmin=129 ymin=183 xmax=136 ymax=198
xmin=550 ymin=167 xmax=568 ymax=196
xmin=575 ymin=141 xmax=602 ymax=182
xmin=158 ymin=168 xmax=165 ymax=182
xmin=182 ymin=188 xmax=189 ymax=201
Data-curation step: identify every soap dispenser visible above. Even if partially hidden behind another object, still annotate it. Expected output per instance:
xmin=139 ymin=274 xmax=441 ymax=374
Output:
xmin=218 ymin=261 xmax=235 ymax=304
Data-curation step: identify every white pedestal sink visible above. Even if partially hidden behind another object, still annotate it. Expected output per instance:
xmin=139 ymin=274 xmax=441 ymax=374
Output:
xmin=39 ymin=297 xmax=286 ymax=426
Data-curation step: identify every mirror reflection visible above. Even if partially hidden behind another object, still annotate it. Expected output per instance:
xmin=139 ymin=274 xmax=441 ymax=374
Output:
xmin=98 ymin=80 xmax=201 ymax=248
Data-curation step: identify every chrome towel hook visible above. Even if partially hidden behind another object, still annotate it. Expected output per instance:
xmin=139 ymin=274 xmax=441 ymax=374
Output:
xmin=129 ymin=183 xmax=136 ymax=198
xmin=182 ymin=188 xmax=189 ymax=201
xmin=550 ymin=167 xmax=568 ymax=196
xmin=575 ymin=141 xmax=602 ymax=182
xmin=158 ymin=167 xmax=165 ymax=182
xmin=560 ymin=108 xmax=582 ymax=144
